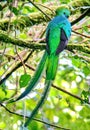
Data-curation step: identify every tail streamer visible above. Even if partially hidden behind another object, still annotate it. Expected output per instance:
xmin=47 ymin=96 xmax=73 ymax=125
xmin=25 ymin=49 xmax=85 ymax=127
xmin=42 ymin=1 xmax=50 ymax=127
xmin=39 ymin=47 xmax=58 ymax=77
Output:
xmin=24 ymin=80 xmax=51 ymax=127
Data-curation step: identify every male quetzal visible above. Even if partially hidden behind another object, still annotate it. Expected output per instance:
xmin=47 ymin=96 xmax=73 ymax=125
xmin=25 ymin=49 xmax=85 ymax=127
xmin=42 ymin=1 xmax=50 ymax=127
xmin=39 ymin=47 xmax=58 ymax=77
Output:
xmin=12 ymin=7 xmax=71 ymax=128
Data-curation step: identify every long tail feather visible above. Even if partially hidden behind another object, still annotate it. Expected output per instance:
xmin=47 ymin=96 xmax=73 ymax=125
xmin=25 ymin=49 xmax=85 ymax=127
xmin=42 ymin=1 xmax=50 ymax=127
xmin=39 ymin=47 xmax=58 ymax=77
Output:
xmin=24 ymin=80 xmax=51 ymax=127
xmin=46 ymin=54 xmax=59 ymax=80
xmin=14 ymin=51 xmax=48 ymax=102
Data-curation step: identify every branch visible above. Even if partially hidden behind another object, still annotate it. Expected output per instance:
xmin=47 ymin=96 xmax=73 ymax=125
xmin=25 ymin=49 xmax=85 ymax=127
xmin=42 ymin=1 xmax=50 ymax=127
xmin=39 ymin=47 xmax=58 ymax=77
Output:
xmin=73 ymin=53 xmax=90 ymax=63
xmin=0 ymin=103 xmax=70 ymax=130
xmin=28 ymin=0 xmax=51 ymax=20
xmin=52 ymin=85 xmax=83 ymax=102
xmin=0 ymin=13 xmax=44 ymax=30
xmin=0 ymin=56 xmax=88 ymax=104
xmin=0 ymin=3 xmax=89 ymax=30
xmin=24 ymin=63 xmax=90 ymax=103
xmin=72 ymin=30 xmax=90 ymax=38
xmin=0 ymin=4 xmax=56 ymax=31
xmin=1 ymin=3 xmax=8 ymax=10
xmin=0 ymin=30 xmax=45 ymax=50
xmin=66 ymin=44 xmax=90 ymax=54
xmin=25 ymin=65 xmax=89 ymax=104
xmin=0 ymin=30 xmax=90 ymax=54
xmin=71 ymin=8 xmax=90 ymax=26
xmin=0 ymin=50 xmax=34 ymax=85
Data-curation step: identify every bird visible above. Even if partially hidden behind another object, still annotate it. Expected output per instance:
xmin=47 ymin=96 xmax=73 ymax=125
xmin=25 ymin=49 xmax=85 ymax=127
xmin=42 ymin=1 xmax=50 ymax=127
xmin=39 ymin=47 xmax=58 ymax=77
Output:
xmin=12 ymin=7 xmax=71 ymax=128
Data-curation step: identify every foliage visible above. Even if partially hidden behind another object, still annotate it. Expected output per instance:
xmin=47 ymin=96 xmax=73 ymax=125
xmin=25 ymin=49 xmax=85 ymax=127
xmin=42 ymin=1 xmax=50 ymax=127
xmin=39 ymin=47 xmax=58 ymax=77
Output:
xmin=0 ymin=0 xmax=90 ymax=130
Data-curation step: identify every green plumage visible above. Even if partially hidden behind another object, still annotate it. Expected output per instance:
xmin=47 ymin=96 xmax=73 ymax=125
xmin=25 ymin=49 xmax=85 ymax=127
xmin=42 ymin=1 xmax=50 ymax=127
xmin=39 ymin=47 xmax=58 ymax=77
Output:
xmin=11 ymin=7 xmax=71 ymax=128
xmin=15 ymin=51 xmax=48 ymax=101
xmin=46 ymin=54 xmax=59 ymax=80
xmin=24 ymin=80 xmax=51 ymax=128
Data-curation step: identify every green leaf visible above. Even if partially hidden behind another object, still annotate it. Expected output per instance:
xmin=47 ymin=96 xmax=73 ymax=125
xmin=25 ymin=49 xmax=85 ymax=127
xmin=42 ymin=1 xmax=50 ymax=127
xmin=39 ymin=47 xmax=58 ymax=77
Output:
xmin=9 ymin=6 xmax=19 ymax=15
xmin=20 ymin=33 xmax=28 ymax=39
xmin=81 ymin=90 xmax=90 ymax=104
xmin=0 ymin=122 xmax=6 ymax=129
xmin=83 ymin=66 xmax=90 ymax=76
xmin=19 ymin=74 xmax=31 ymax=88
xmin=42 ymin=0 xmax=46 ymax=3
xmin=28 ymin=122 xmax=38 ymax=130
xmin=79 ymin=106 xmax=90 ymax=117
xmin=72 ymin=58 xmax=81 ymax=68
xmin=24 ymin=6 xmax=33 ymax=12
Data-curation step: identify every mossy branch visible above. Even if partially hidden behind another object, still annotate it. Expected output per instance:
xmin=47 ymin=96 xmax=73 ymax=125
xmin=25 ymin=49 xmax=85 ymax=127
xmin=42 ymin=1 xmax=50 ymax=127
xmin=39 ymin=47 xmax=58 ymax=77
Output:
xmin=0 ymin=13 xmax=46 ymax=30
xmin=0 ymin=30 xmax=90 ymax=54
xmin=0 ymin=30 xmax=45 ymax=50
xmin=0 ymin=6 xmax=56 ymax=31
xmin=0 ymin=3 xmax=90 ymax=31
xmin=66 ymin=43 xmax=90 ymax=54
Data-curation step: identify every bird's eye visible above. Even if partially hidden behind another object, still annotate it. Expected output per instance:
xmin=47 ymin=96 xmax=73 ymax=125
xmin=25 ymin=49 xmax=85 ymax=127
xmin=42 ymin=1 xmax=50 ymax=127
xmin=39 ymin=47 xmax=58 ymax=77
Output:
xmin=66 ymin=15 xmax=69 ymax=18
xmin=64 ymin=12 xmax=68 ymax=18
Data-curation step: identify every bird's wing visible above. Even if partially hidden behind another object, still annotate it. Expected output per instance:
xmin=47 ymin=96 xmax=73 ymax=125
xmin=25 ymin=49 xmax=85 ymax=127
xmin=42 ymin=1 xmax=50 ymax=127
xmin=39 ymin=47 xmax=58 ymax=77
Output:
xmin=56 ymin=28 xmax=68 ymax=55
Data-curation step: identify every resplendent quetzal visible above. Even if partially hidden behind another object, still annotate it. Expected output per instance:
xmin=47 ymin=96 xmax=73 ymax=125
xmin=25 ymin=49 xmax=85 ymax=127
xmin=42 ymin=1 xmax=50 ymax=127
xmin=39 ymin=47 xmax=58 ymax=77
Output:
xmin=13 ymin=7 xmax=71 ymax=127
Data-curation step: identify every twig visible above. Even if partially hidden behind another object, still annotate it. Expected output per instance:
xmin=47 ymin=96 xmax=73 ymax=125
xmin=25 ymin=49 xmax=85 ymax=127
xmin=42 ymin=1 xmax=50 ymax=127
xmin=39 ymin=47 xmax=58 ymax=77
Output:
xmin=0 ymin=50 xmax=34 ymax=85
xmin=15 ymin=44 xmax=26 ymax=74
xmin=73 ymin=25 xmax=90 ymax=30
xmin=36 ymin=3 xmax=55 ymax=14
xmin=2 ymin=3 xmax=8 ymax=10
xmin=22 ymin=62 xmax=89 ymax=104
xmin=71 ymin=8 xmax=90 ymax=26
xmin=23 ymin=64 xmax=89 ymax=103
xmin=73 ymin=53 xmax=90 ymax=63
xmin=72 ymin=30 xmax=90 ymax=38
xmin=0 ymin=55 xmax=89 ymax=104
xmin=0 ymin=50 xmax=27 ymax=60
xmin=0 ymin=103 xmax=70 ymax=130
xmin=28 ymin=0 xmax=51 ymax=20
xmin=52 ymin=84 xmax=83 ymax=101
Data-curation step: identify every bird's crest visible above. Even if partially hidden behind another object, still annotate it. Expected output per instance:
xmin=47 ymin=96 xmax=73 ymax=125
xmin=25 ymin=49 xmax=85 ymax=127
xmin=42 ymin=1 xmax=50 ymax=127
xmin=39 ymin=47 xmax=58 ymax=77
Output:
xmin=55 ymin=6 xmax=70 ymax=18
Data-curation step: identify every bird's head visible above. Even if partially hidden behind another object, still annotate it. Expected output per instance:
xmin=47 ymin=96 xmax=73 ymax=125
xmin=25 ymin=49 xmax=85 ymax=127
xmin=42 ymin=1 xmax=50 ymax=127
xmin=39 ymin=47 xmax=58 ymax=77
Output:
xmin=55 ymin=6 xmax=70 ymax=18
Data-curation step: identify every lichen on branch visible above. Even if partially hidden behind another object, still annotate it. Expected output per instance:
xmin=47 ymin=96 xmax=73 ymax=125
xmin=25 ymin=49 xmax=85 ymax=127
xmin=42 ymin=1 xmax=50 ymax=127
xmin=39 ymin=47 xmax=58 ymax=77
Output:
xmin=0 ymin=30 xmax=90 ymax=55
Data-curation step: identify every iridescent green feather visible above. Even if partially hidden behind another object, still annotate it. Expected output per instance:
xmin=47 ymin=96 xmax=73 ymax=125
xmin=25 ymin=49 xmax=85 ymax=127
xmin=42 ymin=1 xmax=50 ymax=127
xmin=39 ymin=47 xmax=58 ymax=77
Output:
xmin=14 ymin=51 xmax=48 ymax=102
xmin=24 ymin=80 xmax=51 ymax=127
